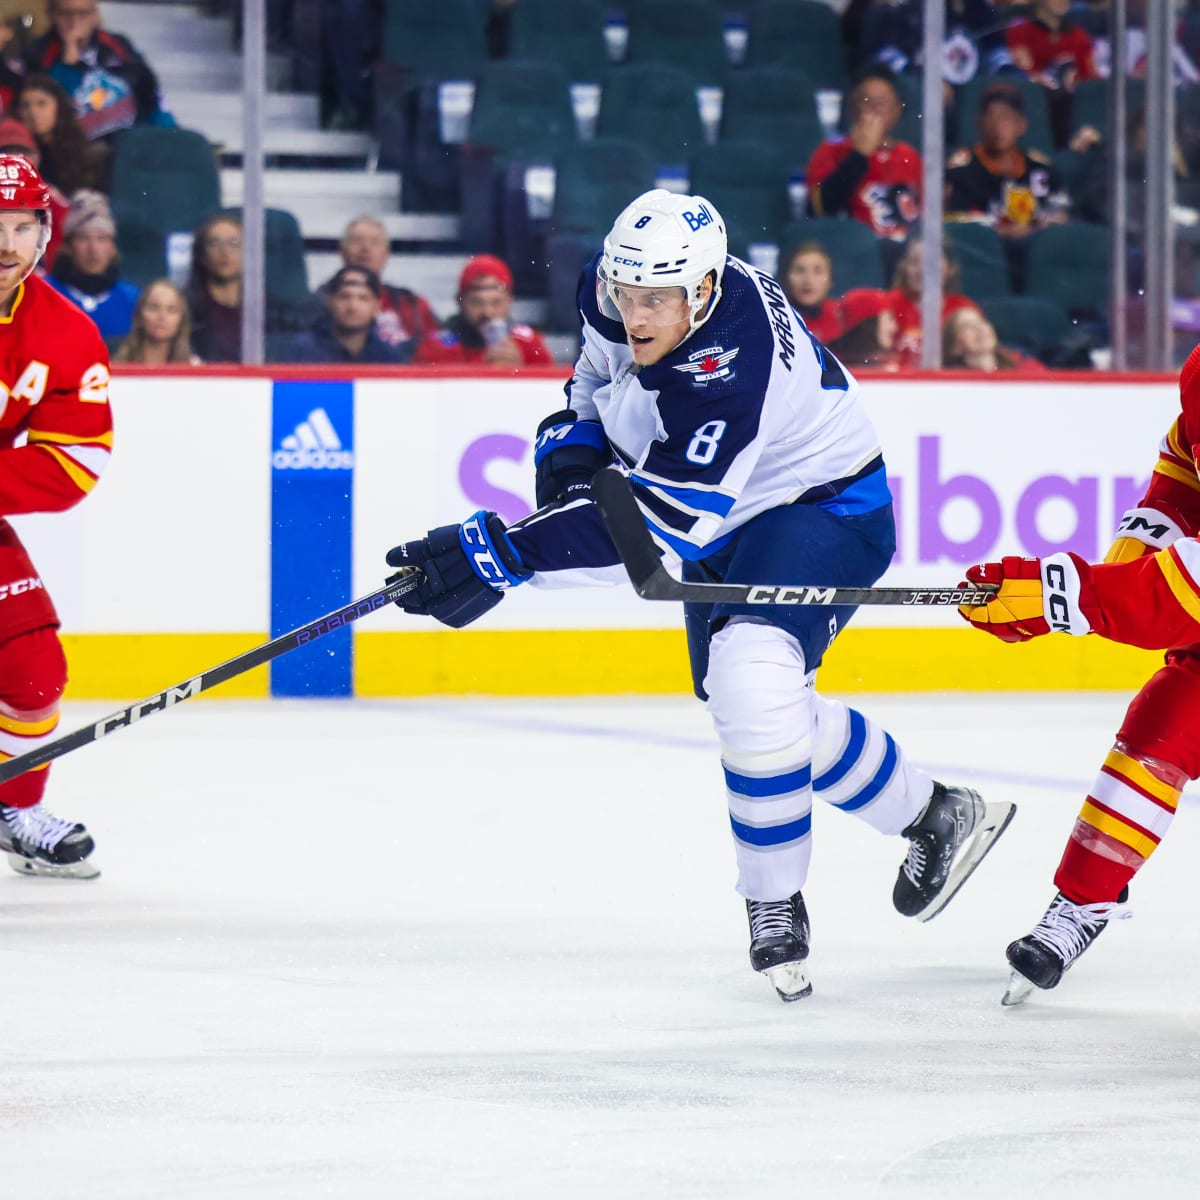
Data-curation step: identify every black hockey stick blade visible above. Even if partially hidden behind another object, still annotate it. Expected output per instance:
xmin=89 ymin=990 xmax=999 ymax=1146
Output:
xmin=592 ymin=467 xmax=998 ymax=608
xmin=0 ymin=573 xmax=421 ymax=785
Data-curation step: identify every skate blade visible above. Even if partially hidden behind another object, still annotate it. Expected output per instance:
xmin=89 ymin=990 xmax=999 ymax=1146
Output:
xmin=915 ymin=801 xmax=1017 ymax=923
xmin=764 ymin=961 xmax=812 ymax=1002
xmin=1001 ymin=972 xmax=1036 ymax=1007
xmin=6 ymin=851 xmax=101 ymax=880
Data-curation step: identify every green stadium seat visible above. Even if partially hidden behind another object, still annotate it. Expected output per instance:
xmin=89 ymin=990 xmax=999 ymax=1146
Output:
xmin=595 ymin=63 xmax=706 ymax=166
xmin=626 ymin=0 xmax=728 ymax=85
xmin=690 ymin=139 xmax=792 ymax=259
xmin=509 ymin=0 xmax=608 ymax=84
xmin=108 ymin=127 xmax=220 ymax=278
xmin=745 ymin=0 xmax=847 ymax=92
xmin=721 ymin=68 xmax=826 ymax=174
xmin=943 ymin=221 xmax=1012 ymax=300
xmin=1024 ymin=222 xmax=1110 ymax=318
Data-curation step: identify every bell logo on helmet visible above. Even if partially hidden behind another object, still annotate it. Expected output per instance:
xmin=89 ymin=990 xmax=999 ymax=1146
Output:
xmin=682 ymin=205 xmax=714 ymax=232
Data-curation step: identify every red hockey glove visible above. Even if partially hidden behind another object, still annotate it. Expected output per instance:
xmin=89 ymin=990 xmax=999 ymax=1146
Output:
xmin=958 ymin=553 xmax=1096 ymax=643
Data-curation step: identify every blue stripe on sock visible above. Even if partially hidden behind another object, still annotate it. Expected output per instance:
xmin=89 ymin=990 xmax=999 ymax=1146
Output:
xmin=729 ymin=812 xmax=812 ymax=847
xmin=832 ymin=732 xmax=899 ymax=812
xmin=814 ymin=709 xmax=867 ymax=792
xmin=724 ymin=762 xmax=812 ymax=797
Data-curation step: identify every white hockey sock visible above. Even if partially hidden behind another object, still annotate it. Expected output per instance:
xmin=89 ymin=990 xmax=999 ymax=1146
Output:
xmin=810 ymin=693 xmax=932 ymax=836
xmin=705 ymin=620 xmax=814 ymax=901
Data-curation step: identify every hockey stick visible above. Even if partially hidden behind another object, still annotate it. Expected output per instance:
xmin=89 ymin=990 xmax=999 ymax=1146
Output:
xmin=0 ymin=574 xmax=420 ymax=785
xmin=591 ymin=467 xmax=998 ymax=608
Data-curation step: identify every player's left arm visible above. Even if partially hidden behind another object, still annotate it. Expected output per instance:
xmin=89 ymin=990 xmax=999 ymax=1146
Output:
xmin=0 ymin=350 xmax=113 ymax=516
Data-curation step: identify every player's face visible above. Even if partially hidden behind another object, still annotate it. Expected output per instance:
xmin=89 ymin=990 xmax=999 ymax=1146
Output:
xmin=17 ymin=87 xmax=56 ymax=137
xmin=342 ymin=222 xmax=388 ymax=275
xmin=611 ymin=280 xmax=707 ymax=365
xmin=786 ymin=251 xmax=832 ymax=307
xmin=140 ymin=283 xmax=185 ymax=342
xmin=0 ymin=209 xmax=44 ymax=297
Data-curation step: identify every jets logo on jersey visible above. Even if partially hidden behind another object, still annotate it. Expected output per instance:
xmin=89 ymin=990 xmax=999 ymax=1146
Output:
xmin=673 ymin=345 xmax=739 ymax=386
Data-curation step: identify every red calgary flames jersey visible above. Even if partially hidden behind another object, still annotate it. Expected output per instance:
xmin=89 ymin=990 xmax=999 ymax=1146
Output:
xmin=1087 ymin=344 xmax=1200 ymax=648
xmin=1 ymin=273 xmax=113 ymax=516
xmin=807 ymin=138 xmax=923 ymax=240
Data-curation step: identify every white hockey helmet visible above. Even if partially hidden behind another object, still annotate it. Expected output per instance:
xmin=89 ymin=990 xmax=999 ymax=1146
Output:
xmin=599 ymin=188 xmax=727 ymax=335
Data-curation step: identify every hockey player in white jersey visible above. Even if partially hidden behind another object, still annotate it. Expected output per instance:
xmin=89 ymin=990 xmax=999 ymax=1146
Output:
xmin=385 ymin=190 xmax=1014 ymax=1001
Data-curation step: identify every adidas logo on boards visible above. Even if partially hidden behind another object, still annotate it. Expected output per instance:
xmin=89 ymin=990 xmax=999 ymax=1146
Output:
xmin=272 ymin=408 xmax=354 ymax=470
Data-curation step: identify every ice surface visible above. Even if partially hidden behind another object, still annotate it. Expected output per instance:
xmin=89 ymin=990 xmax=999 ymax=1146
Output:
xmin=3 ymin=693 xmax=1197 ymax=1198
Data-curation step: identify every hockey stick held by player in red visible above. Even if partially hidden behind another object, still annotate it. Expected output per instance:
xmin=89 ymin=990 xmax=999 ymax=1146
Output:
xmin=591 ymin=467 xmax=998 ymax=608
xmin=0 ymin=574 xmax=421 ymax=786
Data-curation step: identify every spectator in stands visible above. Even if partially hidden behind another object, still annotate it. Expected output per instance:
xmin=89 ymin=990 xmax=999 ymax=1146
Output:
xmin=881 ymin=237 xmax=980 ymax=369
xmin=942 ymin=306 xmax=1048 ymax=372
xmin=806 ymin=64 xmax=922 ymax=258
xmin=1005 ymin=0 xmax=1099 ymax=147
xmin=320 ymin=0 xmax=377 ymax=130
xmin=945 ymin=82 xmax=1070 ymax=235
xmin=0 ymin=114 xmax=68 ymax=269
xmin=186 ymin=212 xmax=244 ymax=363
xmin=15 ymin=73 xmax=108 ymax=195
xmin=781 ymin=242 xmax=850 ymax=345
xmin=853 ymin=0 xmax=1016 ymax=84
xmin=186 ymin=212 xmax=319 ymax=363
xmin=23 ymin=0 xmax=173 ymax=140
xmin=114 ymin=277 xmax=202 ymax=365
xmin=283 ymin=266 xmax=412 ymax=364
xmin=1 ymin=11 xmax=28 ymax=111
xmin=47 ymin=187 xmax=138 ymax=339
xmin=825 ymin=290 xmax=903 ymax=373
xmin=415 ymin=254 xmax=554 ymax=366
xmin=330 ymin=215 xmax=440 ymax=349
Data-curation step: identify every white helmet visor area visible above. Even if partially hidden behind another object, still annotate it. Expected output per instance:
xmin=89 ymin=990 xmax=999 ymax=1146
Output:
xmin=596 ymin=260 xmax=692 ymax=328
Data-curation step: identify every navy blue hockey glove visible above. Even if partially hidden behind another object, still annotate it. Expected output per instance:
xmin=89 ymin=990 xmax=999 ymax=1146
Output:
xmin=534 ymin=409 xmax=611 ymax=508
xmin=385 ymin=510 xmax=531 ymax=629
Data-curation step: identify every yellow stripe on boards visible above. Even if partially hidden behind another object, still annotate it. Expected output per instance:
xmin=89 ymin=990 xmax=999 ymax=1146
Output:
xmin=54 ymin=627 xmax=1163 ymax=699
xmin=60 ymin=634 xmax=270 ymax=699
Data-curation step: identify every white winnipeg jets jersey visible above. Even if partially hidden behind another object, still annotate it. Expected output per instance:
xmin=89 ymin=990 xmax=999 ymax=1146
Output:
xmin=508 ymin=253 xmax=891 ymax=584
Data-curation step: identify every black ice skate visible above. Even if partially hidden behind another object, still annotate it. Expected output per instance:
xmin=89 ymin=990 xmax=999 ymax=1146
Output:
xmin=893 ymin=783 xmax=1015 ymax=922
xmin=0 ymin=803 xmax=100 ymax=879
xmin=747 ymin=891 xmax=811 ymax=1001
xmin=1001 ymin=888 xmax=1131 ymax=1007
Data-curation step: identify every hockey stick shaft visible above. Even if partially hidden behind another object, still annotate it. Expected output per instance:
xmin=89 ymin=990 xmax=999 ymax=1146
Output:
xmin=591 ymin=467 xmax=997 ymax=608
xmin=0 ymin=574 xmax=420 ymax=785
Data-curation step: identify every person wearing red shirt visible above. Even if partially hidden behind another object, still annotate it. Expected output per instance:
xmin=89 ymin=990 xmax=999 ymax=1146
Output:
xmin=0 ymin=154 xmax=111 ymax=879
xmin=1006 ymin=0 xmax=1099 ymax=88
xmin=863 ymin=238 xmax=979 ymax=369
xmin=806 ymin=65 xmax=922 ymax=246
xmin=961 ymin=341 xmax=1200 ymax=1003
xmin=1006 ymin=0 xmax=1099 ymax=145
xmin=414 ymin=254 xmax=554 ymax=366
